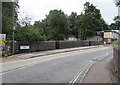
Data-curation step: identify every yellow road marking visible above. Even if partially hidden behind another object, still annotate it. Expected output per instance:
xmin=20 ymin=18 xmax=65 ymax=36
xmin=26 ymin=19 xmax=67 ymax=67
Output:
xmin=69 ymin=62 xmax=93 ymax=85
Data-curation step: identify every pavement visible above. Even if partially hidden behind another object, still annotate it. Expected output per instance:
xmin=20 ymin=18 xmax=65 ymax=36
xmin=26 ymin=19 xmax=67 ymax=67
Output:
xmin=82 ymin=55 xmax=118 ymax=83
xmin=0 ymin=56 xmax=23 ymax=62
xmin=0 ymin=46 xmax=98 ymax=62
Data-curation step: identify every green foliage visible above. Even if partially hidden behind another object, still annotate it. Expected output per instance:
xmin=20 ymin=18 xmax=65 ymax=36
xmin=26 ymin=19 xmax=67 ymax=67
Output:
xmin=112 ymin=41 xmax=120 ymax=45
xmin=2 ymin=2 xmax=19 ymax=40
xmin=3 ymin=1 xmax=109 ymax=42
xmin=77 ymin=2 xmax=109 ymax=40
xmin=69 ymin=12 xmax=78 ymax=37
xmin=44 ymin=10 xmax=70 ymax=40
xmin=0 ymin=51 xmax=7 ymax=58
xmin=15 ymin=25 xmax=46 ymax=42
xmin=0 ymin=51 xmax=2 ymax=58
xmin=110 ymin=16 xmax=120 ymax=30
xmin=114 ymin=0 xmax=120 ymax=6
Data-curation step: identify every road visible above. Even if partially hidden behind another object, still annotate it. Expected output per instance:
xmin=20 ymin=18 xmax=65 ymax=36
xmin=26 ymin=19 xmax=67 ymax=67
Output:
xmin=2 ymin=45 xmax=112 ymax=83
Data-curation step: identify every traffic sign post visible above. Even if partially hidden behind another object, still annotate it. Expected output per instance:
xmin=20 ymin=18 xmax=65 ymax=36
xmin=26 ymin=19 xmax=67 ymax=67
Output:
xmin=0 ymin=34 xmax=6 ymax=51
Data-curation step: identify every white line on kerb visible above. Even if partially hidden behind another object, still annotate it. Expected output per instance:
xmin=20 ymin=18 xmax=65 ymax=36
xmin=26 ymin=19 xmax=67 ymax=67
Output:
xmin=106 ymin=53 xmax=109 ymax=56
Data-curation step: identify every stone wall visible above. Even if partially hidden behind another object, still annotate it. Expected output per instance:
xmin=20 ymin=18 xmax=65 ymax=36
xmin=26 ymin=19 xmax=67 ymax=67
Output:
xmin=5 ymin=40 xmax=103 ymax=55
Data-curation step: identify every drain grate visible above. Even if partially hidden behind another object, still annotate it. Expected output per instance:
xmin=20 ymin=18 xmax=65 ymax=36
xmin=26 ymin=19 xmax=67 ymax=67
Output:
xmin=92 ymin=58 xmax=99 ymax=61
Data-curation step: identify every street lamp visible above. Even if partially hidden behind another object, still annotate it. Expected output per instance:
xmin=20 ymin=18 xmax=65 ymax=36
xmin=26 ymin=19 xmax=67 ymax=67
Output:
xmin=118 ymin=6 xmax=120 ymax=41
xmin=12 ymin=27 xmax=15 ymax=55
xmin=97 ymin=31 xmax=100 ymax=46
xmin=12 ymin=0 xmax=17 ymax=55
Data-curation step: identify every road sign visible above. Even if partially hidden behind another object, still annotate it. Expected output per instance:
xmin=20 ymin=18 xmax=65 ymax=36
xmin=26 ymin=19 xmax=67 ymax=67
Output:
xmin=0 ymin=34 xmax=6 ymax=45
xmin=20 ymin=46 xmax=30 ymax=50
xmin=0 ymin=34 xmax=6 ymax=51
xmin=0 ymin=34 xmax=6 ymax=40
xmin=0 ymin=40 xmax=5 ymax=45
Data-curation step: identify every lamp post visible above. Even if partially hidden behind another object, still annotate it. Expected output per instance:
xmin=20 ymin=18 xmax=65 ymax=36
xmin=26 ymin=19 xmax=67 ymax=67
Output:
xmin=97 ymin=32 xmax=100 ymax=46
xmin=12 ymin=0 xmax=17 ymax=55
xmin=12 ymin=27 xmax=15 ymax=55
xmin=118 ymin=6 xmax=120 ymax=41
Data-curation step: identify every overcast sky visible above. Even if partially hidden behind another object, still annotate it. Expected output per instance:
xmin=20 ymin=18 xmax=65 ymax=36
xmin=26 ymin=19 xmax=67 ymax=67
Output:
xmin=18 ymin=0 xmax=118 ymax=25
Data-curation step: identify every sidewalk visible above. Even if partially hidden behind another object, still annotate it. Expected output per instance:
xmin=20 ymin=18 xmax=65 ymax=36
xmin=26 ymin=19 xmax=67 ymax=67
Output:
xmin=82 ymin=56 xmax=118 ymax=83
xmin=0 ymin=46 xmax=98 ymax=62
xmin=0 ymin=56 xmax=23 ymax=62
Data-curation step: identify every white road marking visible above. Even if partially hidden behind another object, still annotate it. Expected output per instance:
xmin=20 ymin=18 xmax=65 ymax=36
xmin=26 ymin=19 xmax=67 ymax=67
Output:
xmin=106 ymin=53 xmax=109 ymax=56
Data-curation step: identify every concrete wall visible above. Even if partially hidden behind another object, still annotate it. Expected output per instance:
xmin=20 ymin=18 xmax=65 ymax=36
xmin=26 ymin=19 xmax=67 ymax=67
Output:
xmin=113 ymin=45 xmax=120 ymax=78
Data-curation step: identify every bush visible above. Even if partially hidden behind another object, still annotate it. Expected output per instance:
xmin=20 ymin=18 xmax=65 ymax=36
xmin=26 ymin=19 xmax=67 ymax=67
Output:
xmin=1 ymin=51 xmax=7 ymax=58
xmin=112 ymin=41 xmax=120 ymax=45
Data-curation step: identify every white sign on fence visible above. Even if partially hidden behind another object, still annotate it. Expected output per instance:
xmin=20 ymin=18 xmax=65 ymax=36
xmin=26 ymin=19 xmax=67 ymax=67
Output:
xmin=20 ymin=46 xmax=30 ymax=50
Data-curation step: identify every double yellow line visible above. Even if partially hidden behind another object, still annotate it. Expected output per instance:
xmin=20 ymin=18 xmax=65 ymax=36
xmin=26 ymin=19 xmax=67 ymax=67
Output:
xmin=69 ymin=69 xmax=84 ymax=85
xmin=69 ymin=62 xmax=93 ymax=85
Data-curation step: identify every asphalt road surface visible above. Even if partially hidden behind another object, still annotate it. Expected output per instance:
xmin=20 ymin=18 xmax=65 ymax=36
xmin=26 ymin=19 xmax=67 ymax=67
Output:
xmin=2 ymin=45 xmax=112 ymax=83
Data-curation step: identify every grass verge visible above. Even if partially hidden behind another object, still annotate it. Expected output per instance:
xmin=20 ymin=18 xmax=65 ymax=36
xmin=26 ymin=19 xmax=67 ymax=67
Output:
xmin=112 ymin=41 xmax=120 ymax=45
xmin=0 ymin=51 xmax=7 ymax=58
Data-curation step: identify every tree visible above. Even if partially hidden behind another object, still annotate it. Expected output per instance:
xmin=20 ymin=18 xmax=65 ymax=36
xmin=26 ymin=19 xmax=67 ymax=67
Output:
xmin=2 ymin=1 xmax=19 ymax=40
xmin=84 ymin=2 xmax=101 ymax=19
xmin=18 ymin=15 xmax=32 ymax=27
xmin=15 ymin=25 xmax=45 ymax=42
xmin=34 ymin=20 xmax=48 ymax=40
xmin=45 ymin=10 xmax=70 ymax=40
xmin=110 ymin=16 xmax=120 ymax=30
xmin=110 ymin=23 xmax=117 ymax=30
xmin=68 ymin=12 xmax=77 ymax=37
xmin=77 ymin=2 xmax=108 ymax=40
xmin=110 ymin=0 xmax=120 ymax=30
xmin=114 ymin=0 xmax=120 ymax=6
xmin=114 ymin=16 xmax=120 ymax=22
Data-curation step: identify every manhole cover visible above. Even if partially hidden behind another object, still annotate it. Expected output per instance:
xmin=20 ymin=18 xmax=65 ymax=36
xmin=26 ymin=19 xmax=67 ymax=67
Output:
xmin=92 ymin=58 xmax=99 ymax=61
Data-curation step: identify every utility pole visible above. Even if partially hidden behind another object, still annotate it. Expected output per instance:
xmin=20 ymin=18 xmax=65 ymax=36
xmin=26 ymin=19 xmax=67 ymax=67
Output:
xmin=0 ymin=1 xmax=2 ymax=34
xmin=118 ymin=6 xmax=120 ymax=41
xmin=12 ymin=0 xmax=16 ymax=55
xmin=97 ymin=32 xmax=100 ymax=47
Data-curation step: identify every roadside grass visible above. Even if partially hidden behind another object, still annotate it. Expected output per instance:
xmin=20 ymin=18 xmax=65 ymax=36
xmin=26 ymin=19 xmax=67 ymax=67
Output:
xmin=0 ymin=51 xmax=2 ymax=58
xmin=0 ymin=51 xmax=7 ymax=58
xmin=112 ymin=41 xmax=120 ymax=45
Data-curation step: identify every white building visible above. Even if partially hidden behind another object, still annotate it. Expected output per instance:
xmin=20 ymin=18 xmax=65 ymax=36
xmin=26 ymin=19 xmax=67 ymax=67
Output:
xmin=101 ymin=30 xmax=119 ymax=44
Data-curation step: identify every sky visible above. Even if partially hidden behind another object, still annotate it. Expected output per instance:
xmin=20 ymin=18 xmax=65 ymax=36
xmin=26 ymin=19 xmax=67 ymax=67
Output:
xmin=18 ymin=0 xmax=118 ymax=25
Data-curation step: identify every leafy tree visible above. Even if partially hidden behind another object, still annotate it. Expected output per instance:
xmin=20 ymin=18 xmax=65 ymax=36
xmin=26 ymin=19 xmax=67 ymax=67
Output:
xmin=3 ymin=1 xmax=109 ymax=42
xmin=78 ymin=2 xmax=108 ymax=40
xmin=34 ymin=20 xmax=49 ymax=40
xmin=2 ymin=1 xmax=19 ymax=40
xmin=45 ymin=10 xmax=70 ymax=40
xmin=114 ymin=16 xmax=120 ymax=22
xmin=114 ymin=0 xmax=120 ymax=6
xmin=84 ymin=2 xmax=101 ymax=19
xmin=68 ymin=12 xmax=77 ymax=37
xmin=110 ymin=0 xmax=120 ymax=30
xmin=18 ymin=15 xmax=32 ymax=27
xmin=15 ymin=25 xmax=45 ymax=42
xmin=110 ymin=16 xmax=120 ymax=30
